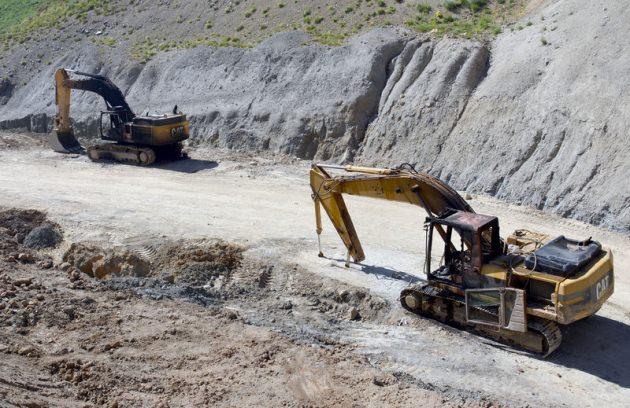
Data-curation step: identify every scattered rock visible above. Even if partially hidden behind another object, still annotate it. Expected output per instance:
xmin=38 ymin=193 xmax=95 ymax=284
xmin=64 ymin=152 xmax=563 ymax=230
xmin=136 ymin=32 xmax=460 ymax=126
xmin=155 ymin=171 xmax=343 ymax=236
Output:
xmin=18 ymin=345 xmax=39 ymax=357
xmin=373 ymin=373 xmax=396 ymax=387
xmin=278 ymin=300 xmax=293 ymax=310
xmin=62 ymin=306 xmax=76 ymax=320
xmin=348 ymin=307 xmax=360 ymax=321
xmin=17 ymin=252 xmax=35 ymax=263
xmin=36 ymin=259 xmax=53 ymax=269
xmin=337 ymin=289 xmax=350 ymax=303
xmin=225 ymin=309 xmax=239 ymax=320
xmin=102 ymin=340 xmax=123 ymax=352
xmin=24 ymin=224 xmax=62 ymax=249
xmin=14 ymin=277 xmax=32 ymax=286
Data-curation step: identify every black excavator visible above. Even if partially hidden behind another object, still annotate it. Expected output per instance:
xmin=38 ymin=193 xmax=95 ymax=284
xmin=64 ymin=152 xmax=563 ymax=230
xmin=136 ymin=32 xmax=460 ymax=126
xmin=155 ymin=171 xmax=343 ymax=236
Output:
xmin=48 ymin=68 xmax=189 ymax=165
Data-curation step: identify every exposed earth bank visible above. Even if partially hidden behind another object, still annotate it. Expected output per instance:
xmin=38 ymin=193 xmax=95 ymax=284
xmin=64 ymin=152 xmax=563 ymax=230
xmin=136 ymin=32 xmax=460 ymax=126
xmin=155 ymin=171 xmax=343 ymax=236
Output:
xmin=1 ymin=1 xmax=628 ymax=233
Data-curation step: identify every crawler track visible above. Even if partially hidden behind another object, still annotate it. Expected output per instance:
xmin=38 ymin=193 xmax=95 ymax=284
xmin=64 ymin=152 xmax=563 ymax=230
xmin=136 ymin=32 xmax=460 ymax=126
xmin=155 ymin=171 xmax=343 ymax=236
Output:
xmin=400 ymin=284 xmax=562 ymax=357
xmin=87 ymin=142 xmax=184 ymax=166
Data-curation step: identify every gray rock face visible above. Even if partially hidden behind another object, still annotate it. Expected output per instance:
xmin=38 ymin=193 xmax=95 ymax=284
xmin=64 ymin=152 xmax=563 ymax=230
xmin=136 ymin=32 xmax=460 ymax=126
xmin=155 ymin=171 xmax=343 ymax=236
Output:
xmin=126 ymin=29 xmax=407 ymax=161
xmin=0 ymin=29 xmax=409 ymax=164
xmin=356 ymin=1 xmax=629 ymax=231
xmin=358 ymin=39 xmax=489 ymax=167
xmin=0 ymin=78 xmax=13 ymax=106
xmin=1 ymin=1 xmax=628 ymax=232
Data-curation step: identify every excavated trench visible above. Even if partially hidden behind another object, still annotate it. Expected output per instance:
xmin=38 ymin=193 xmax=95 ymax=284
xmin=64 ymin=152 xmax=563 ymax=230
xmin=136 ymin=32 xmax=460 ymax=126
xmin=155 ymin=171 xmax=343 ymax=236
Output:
xmin=63 ymin=241 xmax=394 ymax=349
xmin=0 ymin=208 xmax=393 ymax=348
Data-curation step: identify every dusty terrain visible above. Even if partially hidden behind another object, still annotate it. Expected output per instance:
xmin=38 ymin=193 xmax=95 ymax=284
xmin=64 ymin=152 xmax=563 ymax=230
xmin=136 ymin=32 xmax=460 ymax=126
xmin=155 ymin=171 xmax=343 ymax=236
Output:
xmin=0 ymin=132 xmax=629 ymax=407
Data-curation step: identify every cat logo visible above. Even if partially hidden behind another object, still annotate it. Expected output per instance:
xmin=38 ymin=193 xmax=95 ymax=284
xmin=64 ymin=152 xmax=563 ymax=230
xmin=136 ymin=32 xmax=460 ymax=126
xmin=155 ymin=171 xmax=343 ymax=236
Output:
xmin=170 ymin=126 xmax=185 ymax=138
xmin=596 ymin=274 xmax=611 ymax=300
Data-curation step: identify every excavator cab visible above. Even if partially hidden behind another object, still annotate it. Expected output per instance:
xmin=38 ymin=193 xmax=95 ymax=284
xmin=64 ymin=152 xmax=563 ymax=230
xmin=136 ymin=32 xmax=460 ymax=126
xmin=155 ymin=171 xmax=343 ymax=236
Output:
xmin=425 ymin=211 xmax=504 ymax=289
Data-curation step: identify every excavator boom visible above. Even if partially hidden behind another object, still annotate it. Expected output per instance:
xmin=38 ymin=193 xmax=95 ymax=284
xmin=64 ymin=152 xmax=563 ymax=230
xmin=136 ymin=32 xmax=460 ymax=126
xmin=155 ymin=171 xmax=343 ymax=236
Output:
xmin=49 ymin=68 xmax=136 ymax=153
xmin=310 ymin=163 xmax=473 ymax=262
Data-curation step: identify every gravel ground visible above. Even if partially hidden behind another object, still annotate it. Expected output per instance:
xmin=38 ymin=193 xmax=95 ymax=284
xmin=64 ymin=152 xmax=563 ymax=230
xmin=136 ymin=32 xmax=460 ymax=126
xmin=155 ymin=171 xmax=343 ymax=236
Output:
xmin=0 ymin=135 xmax=628 ymax=406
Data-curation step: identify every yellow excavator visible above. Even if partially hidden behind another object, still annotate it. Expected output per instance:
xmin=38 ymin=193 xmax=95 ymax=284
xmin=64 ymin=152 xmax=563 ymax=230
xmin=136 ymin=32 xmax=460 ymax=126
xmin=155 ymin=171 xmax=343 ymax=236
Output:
xmin=311 ymin=163 xmax=614 ymax=356
xmin=48 ymin=68 xmax=189 ymax=165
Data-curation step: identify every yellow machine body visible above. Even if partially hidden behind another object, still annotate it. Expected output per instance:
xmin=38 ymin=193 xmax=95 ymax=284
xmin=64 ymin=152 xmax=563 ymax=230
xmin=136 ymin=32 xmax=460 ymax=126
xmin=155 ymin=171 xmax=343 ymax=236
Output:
xmin=48 ymin=68 xmax=189 ymax=165
xmin=310 ymin=163 xmax=614 ymax=355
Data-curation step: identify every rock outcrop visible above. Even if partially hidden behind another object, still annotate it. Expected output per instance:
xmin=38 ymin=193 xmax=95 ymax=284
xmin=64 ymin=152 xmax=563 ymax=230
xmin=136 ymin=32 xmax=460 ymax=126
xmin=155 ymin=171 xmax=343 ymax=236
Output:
xmin=0 ymin=0 xmax=628 ymax=231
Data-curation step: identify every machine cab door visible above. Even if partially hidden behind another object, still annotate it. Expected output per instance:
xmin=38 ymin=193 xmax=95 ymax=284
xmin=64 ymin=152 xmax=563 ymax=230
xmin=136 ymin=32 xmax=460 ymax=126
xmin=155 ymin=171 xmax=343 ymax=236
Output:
xmin=465 ymin=288 xmax=527 ymax=332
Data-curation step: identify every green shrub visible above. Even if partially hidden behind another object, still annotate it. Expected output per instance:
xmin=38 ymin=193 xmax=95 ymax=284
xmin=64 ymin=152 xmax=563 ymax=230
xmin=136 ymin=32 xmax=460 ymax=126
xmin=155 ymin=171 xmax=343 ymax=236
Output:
xmin=417 ymin=3 xmax=432 ymax=13
xmin=469 ymin=0 xmax=487 ymax=12
xmin=444 ymin=0 xmax=464 ymax=11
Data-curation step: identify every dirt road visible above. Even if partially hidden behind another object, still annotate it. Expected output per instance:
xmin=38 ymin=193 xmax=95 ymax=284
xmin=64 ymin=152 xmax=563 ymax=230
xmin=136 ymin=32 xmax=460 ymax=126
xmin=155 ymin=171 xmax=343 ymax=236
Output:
xmin=1 ymin=136 xmax=629 ymax=407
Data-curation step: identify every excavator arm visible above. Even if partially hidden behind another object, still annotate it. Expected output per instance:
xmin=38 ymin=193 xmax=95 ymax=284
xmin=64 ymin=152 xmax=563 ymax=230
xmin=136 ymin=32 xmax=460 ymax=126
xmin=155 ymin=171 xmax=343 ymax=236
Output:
xmin=310 ymin=163 xmax=474 ymax=263
xmin=50 ymin=68 xmax=135 ymax=153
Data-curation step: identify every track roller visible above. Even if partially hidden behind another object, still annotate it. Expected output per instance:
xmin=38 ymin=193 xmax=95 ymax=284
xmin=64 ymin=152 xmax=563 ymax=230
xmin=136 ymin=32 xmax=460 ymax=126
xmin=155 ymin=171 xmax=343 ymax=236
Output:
xmin=400 ymin=284 xmax=563 ymax=357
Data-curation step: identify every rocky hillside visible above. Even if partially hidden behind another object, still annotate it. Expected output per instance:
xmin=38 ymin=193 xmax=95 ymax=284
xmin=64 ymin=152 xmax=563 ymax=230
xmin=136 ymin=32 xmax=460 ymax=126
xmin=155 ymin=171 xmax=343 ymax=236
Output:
xmin=0 ymin=0 xmax=628 ymax=232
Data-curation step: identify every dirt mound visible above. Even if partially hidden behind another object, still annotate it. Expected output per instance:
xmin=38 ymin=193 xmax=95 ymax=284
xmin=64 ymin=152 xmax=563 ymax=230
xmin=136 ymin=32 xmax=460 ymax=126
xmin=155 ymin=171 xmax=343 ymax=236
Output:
xmin=0 ymin=209 xmax=60 ymax=267
xmin=23 ymin=224 xmax=62 ymax=249
xmin=63 ymin=243 xmax=150 ymax=279
xmin=0 ymin=209 xmax=47 ymax=239
xmin=62 ymin=240 xmax=243 ymax=283
xmin=151 ymin=241 xmax=243 ymax=285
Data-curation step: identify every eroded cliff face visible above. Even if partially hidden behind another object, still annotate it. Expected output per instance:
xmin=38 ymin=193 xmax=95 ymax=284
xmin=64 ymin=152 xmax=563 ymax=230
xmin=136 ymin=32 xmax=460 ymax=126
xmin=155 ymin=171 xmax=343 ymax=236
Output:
xmin=357 ymin=38 xmax=489 ymax=168
xmin=0 ymin=1 xmax=628 ymax=232
xmin=0 ymin=28 xmax=411 ymax=163
xmin=356 ymin=1 xmax=630 ymax=231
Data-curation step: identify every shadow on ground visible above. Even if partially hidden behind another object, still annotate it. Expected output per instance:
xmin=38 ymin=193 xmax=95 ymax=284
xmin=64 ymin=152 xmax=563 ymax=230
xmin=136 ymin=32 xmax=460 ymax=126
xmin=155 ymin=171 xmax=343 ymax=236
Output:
xmin=549 ymin=314 xmax=630 ymax=388
xmin=155 ymin=158 xmax=218 ymax=173
xmin=327 ymin=256 xmax=424 ymax=284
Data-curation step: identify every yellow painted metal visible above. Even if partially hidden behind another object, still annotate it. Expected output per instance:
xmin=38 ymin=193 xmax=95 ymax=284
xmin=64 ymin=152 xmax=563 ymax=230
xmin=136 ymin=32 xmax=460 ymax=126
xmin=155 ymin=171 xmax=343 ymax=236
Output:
xmin=310 ymin=163 xmax=615 ymax=329
xmin=129 ymin=121 xmax=190 ymax=145
xmin=310 ymin=163 xmax=472 ymax=262
xmin=53 ymin=68 xmax=72 ymax=134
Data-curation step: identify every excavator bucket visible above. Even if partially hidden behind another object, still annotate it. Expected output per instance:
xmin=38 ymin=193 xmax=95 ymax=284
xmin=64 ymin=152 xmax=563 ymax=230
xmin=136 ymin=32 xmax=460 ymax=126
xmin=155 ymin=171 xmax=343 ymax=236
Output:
xmin=48 ymin=68 xmax=84 ymax=153
xmin=47 ymin=130 xmax=84 ymax=153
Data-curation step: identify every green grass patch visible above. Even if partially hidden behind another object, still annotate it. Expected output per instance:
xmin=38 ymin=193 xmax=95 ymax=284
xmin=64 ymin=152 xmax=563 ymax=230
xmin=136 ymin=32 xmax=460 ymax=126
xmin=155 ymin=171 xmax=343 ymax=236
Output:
xmin=1 ymin=0 xmax=118 ymax=46
xmin=131 ymin=35 xmax=252 ymax=62
xmin=416 ymin=3 xmax=432 ymax=14
xmin=0 ymin=0 xmax=46 ymax=34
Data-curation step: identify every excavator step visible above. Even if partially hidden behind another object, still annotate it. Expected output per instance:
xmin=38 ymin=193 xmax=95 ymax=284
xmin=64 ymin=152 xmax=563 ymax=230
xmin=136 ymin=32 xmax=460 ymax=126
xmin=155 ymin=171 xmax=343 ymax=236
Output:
xmin=400 ymin=284 xmax=562 ymax=357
